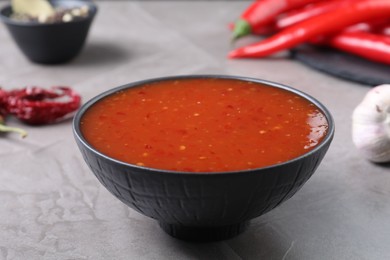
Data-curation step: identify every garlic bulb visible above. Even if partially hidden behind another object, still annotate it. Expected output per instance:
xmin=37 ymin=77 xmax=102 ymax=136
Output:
xmin=352 ymin=84 xmax=390 ymax=163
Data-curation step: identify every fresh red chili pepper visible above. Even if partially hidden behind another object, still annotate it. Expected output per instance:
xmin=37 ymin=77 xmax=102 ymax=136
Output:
xmin=232 ymin=0 xmax=322 ymax=40
xmin=371 ymin=22 xmax=390 ymax=36
xmin=231 ymin=1 xmax=388 ymax=36
xmin=308 ymin=18 xmax=390 ymax=45
xmin=229 ymin=0 xmax=390 ymax=58
xmin=3 ymin=86 xmax=81 ymax=125
xmin=276 ymin=0 xmax=351 ymax=30
xmin=326 ymin=31 xmax=390 ymax=65
xmin=380 ymin=24 xmax=390 ymax=36
xmin=342 ymin=18 xmax=390 ymax=34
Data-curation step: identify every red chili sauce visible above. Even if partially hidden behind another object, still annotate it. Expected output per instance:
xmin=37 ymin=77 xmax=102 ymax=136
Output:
xmin=80 ymin=78 xmax=328 ymax=172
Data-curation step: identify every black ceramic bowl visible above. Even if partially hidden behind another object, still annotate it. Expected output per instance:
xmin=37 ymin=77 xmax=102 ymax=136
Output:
xmin=73 ymin=75 xmax=335 ymax=242
xmin=0 ymin=0 xmax=97 ymax=64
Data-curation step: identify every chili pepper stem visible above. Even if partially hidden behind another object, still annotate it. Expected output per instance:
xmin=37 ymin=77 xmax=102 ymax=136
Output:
xmin=0 ymin=116 xmax=27 ymax=138
xmin=232 ymin=19 xmax=251 ymax=41
xmin=0 ymin=124 xmax=28 ymax=138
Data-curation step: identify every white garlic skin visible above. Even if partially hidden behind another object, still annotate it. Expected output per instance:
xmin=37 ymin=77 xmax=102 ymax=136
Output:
xmin=352 ymin=84 xmax=390 ymax=163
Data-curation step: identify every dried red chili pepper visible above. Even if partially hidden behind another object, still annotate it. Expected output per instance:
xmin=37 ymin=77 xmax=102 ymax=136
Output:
xmin=3 ymin=86 xmax=81 ymax=125
xmin=326 ymin=31 xmax=390 ymax=65
xmin=232 ymin=0 xmax=322 ymax=40
xmin=0 ymin=88 xmax=8 ymax=117
xmin=229 ymin=0 xmax=390 ymax=58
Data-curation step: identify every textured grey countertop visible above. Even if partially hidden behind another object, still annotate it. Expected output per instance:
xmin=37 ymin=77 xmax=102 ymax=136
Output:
xmin=1 ymin=1 xmax=389 ymax=259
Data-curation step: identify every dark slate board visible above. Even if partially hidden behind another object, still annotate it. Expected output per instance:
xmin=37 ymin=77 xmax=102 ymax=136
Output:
xmin=291 ymin=46 xmax=390 ymax=86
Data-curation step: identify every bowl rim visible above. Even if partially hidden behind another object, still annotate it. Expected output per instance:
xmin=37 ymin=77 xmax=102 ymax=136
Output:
xmin=0 ymin=0 xmax=97 ymax=26
xmin=73 ymin=74 xmax=335 ymax=175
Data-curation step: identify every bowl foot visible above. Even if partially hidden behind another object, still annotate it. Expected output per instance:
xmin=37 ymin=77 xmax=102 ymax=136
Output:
xmin=158 ymin=221 xmax=250 ymax=242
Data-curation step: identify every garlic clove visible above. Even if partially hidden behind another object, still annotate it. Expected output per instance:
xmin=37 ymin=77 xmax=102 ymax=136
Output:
xmin=11 ymin=0 xmax=55 ymax=19
xmin=352 ymin=84 xmax=390 ymax=163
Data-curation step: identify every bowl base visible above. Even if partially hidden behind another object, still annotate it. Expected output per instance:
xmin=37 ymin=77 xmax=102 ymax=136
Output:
xmin=158 ymin=221 xmax=249 ymax=242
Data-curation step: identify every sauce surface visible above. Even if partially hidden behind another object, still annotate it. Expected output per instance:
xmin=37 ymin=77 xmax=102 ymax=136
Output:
xmin=80 ymin=78 xmax=328 ymax=172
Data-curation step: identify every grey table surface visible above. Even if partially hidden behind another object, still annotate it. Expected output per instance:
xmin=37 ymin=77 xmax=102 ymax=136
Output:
xmin=0 ymin=1 xmax=389 ymax=260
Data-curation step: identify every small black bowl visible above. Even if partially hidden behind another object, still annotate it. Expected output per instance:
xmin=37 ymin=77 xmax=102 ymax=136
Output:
xmin=73 ymin=75 xmax=335 ymax=242
xmin=0 ymin=0 xmax=97 ymax=64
